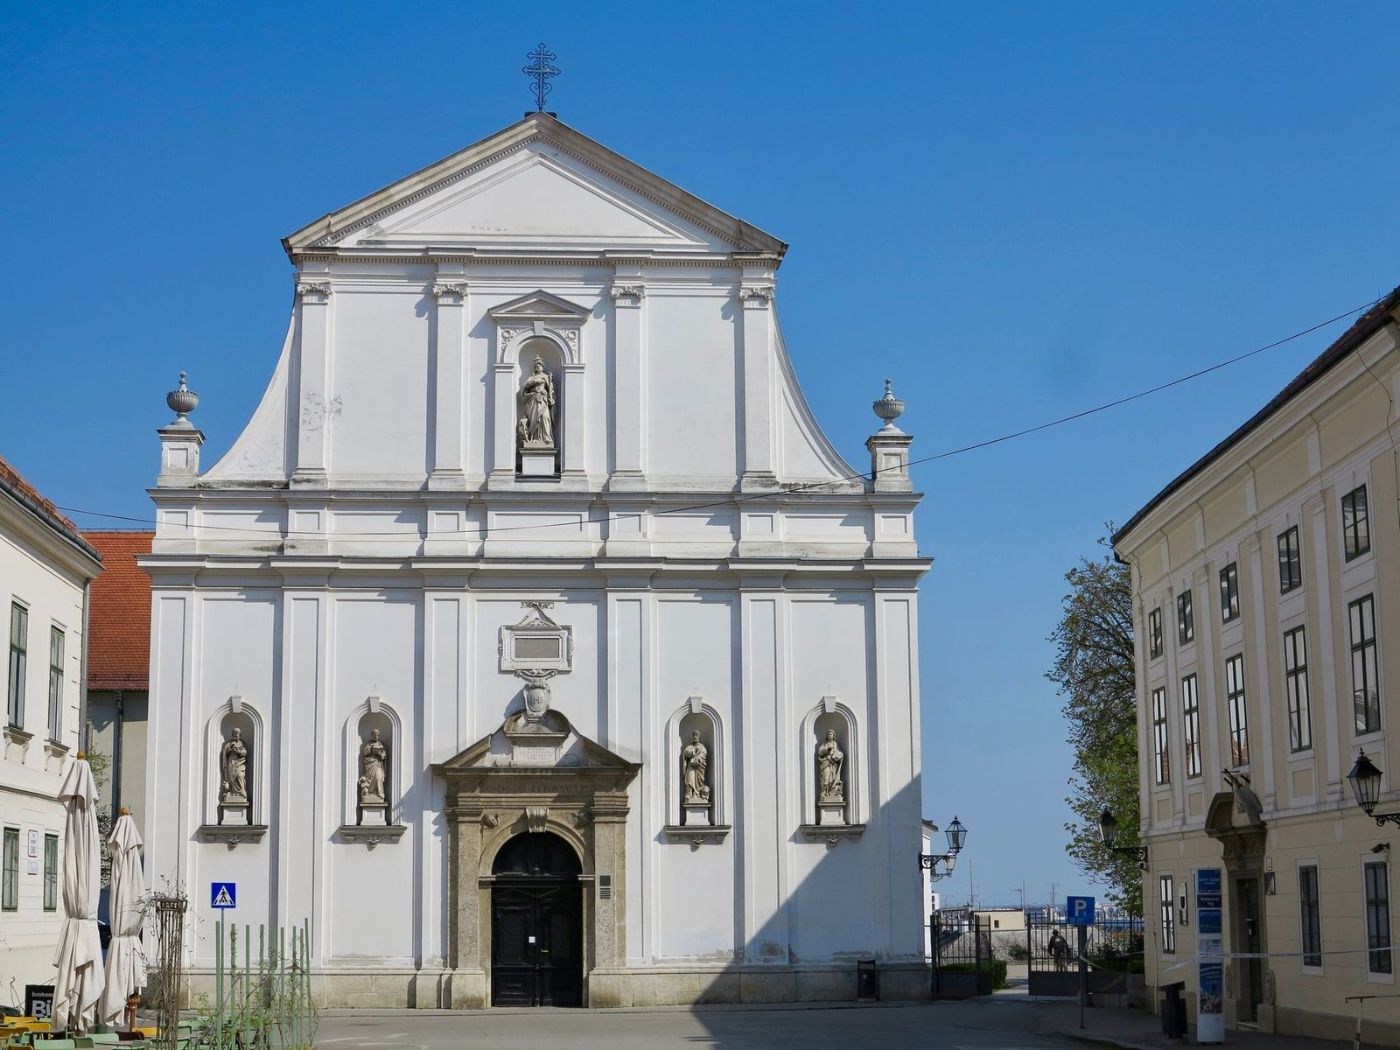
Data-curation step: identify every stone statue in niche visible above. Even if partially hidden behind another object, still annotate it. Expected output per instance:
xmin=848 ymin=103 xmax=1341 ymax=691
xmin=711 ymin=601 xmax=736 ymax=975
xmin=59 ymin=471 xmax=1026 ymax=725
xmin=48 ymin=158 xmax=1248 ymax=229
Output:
xmin=358 ymin=729 xmax=388 ymax=806
xmin=682 ymin=731 xmax=711 ymax=803
xmin=817 ymin=729 xmax=845 ymax=802
xmin=220 ymin=727 xmax=248 ymax=804
xmin=518 ymin=357 xmax=556 ymax=449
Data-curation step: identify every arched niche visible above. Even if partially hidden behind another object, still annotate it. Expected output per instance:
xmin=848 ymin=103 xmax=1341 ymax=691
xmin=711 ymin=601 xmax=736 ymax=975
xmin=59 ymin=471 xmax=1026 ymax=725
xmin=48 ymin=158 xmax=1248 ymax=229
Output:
xmin=343 ymin=698 xmax=402 ymax=828
xmin=664 ymin=697 xmax=727 ymax=832
xmin=514 ymin=336 xmax=566 ymax=477
xmin=487 ymin=291 xmax=588 ymax=480
xmin=203 ymin=698 xmax=265 ymax=829
xmin=799 ymin=697 xmax=861 ymax=827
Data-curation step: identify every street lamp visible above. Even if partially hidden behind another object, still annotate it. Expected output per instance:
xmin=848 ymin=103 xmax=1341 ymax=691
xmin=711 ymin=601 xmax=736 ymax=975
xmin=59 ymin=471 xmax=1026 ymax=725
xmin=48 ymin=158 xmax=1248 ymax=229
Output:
xmin=1098 ymin=808 xmax=1149 ymax=869
xmin=1347 ymin=751 xmax=1400 ymax=827
xmin=919 ymin=815 xmax=967 ymax=881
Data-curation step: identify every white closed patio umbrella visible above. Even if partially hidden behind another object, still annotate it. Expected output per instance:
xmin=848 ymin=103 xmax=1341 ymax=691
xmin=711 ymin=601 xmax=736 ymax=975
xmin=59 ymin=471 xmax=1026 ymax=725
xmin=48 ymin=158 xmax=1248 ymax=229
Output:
xmin=100 ymin=807 xmax=146 ymax=1026
xmin=52 ymin=753 xmax=105 ymax=1032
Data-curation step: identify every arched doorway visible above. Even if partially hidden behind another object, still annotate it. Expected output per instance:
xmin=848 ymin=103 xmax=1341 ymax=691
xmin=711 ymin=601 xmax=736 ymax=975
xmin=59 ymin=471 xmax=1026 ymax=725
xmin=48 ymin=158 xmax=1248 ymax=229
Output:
xmin=491 ymin=832 xmax=583 ymax=1006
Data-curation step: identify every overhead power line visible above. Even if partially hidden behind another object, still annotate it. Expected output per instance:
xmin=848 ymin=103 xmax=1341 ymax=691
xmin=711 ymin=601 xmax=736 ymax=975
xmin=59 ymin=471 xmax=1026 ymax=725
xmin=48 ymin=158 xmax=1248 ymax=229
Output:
xmin=57 ymin=294 xmax=1385 ymax=540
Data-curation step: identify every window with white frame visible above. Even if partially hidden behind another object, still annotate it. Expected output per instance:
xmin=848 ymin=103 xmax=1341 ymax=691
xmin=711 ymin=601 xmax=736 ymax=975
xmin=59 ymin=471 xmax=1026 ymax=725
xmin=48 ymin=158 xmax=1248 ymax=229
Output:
xmin=1284 ymin=625 xmax=1311 ymax=752
xmin=1177 ymin=590 xmax=1194 ymax=645
xmin=42 ymin=833 xmax=57 ymax=912
xmin=1148 ymin=608 xmax=1163 ymax=660
xmin=1350 ymin=595 xmax=1380 ymax=735
xmin=7 ymin=603 xmax=27 ymax=728
xmin=1152 ymin=687 xmax=1170 ymax=785
xmin=1343 ymin=485 xmax=1371 ymax=561
xmin=1181 ymin=674 xmax=1201 ymax=779
xmin=1 ymin=828 xmax=16 ymax=911
xmin=1159 ymin=874 xmax=1175 ymax=954
xmin=1277 ymin=526 xmax=1302 ymax=593
xmin=1220 ymin=563 xmax=1240 ymax=622
xmin=1225 ymin=654 xmax=1249 ymax=766
xmin=47 ymin=626 xmax=64 ymax=742
xmin=1366 ymin=859 xmax=1392 ymax=975
xmin=1299 ymin=864 xmax=1321 ymax=968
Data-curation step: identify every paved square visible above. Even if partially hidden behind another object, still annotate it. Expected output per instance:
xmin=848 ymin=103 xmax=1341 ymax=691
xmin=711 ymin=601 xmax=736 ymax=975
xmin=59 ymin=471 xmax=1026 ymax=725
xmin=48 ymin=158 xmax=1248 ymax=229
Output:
xmin=314 ymin=1002 xmax=1079 ymax=1049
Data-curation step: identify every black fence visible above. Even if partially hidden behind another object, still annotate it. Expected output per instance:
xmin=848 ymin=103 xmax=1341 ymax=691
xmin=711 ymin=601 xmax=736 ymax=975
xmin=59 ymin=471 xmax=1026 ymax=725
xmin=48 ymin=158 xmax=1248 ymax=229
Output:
xmin=931 ymin=912 xmax=995 ymax=999
xmin=1027 ymin=915 xmax=1143 ymax=997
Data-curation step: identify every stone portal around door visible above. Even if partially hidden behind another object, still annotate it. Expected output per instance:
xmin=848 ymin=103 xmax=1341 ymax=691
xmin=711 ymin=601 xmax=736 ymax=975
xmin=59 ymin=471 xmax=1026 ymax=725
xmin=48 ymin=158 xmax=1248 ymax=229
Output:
xmin=433 ymin=709 xmax=640 ymax=1009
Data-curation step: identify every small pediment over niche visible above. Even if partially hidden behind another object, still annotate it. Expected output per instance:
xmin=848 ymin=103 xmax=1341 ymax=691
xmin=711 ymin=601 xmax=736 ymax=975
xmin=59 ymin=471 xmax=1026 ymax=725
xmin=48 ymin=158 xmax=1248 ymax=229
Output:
xmin=488 ymin=291 xmax=590 ymax=324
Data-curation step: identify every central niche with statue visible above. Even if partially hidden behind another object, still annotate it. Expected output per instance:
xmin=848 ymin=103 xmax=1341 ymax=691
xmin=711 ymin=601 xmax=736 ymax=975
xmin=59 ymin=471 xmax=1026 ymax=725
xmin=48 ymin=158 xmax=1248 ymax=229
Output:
xmin=517 ymin=353 xmax=558 ymax=477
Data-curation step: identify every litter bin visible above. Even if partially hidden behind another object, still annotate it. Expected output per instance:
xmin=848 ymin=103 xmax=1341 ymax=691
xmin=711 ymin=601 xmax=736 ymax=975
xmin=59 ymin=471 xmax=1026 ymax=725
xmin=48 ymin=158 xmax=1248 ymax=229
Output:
xmin=1160 ymin=981 xmax=1187 ymax=1038
xmin=857 ymin=959 xmax=879 ymax=1001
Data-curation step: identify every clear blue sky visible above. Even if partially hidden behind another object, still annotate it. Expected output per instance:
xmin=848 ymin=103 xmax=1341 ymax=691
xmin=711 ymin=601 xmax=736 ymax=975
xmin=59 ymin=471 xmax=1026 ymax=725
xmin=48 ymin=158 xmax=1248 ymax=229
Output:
xmin=4 ymin=3 xmax=1398 ymax=908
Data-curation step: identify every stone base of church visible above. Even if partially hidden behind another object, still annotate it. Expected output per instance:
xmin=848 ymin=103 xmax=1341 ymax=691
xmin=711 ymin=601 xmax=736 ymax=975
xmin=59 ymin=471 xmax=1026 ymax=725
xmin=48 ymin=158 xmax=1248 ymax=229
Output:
xmin=185 ymin=962 xmax=931 ymax=1010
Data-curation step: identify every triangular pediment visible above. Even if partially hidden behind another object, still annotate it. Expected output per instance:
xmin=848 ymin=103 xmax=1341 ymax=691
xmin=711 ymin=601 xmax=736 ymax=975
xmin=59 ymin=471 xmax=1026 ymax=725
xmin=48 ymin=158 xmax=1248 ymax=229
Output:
xmin=283 ymin=113 xmax=785 ymax=259
xmin=434 ymin=708 xmax=639 ymax=778
xmin=488 ymin=290 xmax=590 ymax=323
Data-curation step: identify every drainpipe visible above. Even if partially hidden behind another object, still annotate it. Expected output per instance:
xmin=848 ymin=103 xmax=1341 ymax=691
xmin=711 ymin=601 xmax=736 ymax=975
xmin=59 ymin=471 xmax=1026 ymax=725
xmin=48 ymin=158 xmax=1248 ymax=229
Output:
xmin=112 ymin=689 xmax=124 ymax=815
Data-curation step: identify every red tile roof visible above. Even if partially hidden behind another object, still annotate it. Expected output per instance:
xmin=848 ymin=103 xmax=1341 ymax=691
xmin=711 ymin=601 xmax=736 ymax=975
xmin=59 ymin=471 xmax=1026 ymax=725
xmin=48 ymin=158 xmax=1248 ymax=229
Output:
xmin=83 ymin=531 xmax=154 ymax=692
xmin=0 ymin=455 xmax=102 ymax=564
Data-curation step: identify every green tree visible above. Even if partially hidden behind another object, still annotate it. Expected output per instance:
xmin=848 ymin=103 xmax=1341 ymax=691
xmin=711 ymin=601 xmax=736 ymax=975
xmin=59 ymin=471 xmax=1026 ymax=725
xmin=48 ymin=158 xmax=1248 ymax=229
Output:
xmin=1047 ymin=534 xmax=1142 ymax=914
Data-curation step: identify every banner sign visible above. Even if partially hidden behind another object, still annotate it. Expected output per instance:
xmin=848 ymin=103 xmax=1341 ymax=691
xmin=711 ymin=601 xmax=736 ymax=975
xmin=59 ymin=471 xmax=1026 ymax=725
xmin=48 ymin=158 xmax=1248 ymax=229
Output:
xmin=1196 ymin=867 xmax=1225 ymax=1044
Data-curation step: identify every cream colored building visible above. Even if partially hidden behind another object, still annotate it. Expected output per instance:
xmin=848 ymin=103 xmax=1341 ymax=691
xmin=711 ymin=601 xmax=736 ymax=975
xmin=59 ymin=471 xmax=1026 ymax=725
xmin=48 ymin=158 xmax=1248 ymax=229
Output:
xmin=0 ymin=457 xmax=103 ymax=1002
xmin=1114 ymin=286 xmax=1400 ymax=1042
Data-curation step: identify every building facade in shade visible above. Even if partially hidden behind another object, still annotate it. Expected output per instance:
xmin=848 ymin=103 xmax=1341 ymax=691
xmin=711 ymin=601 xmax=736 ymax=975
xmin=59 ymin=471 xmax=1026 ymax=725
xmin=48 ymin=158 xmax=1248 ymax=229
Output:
xmin=83 ymin=531 xmax=153 ymax=837
xmin=1114 ymin=287 xmax=1400 ymax=1043
xmin=140 ymin=112 xmax=931 ymax=1009
xmin=0 ymin=457 xmax=103 ymax=998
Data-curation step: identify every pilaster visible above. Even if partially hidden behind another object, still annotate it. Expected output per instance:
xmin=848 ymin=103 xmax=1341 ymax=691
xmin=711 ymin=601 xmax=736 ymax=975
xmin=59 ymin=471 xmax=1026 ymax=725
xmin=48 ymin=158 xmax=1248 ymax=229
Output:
xmin=738 ymin=267 xmax=777 ymax=488
xmin=429 ymin=276 xmax=468 ymax=489
xmin=490 ymin=363 xmax=516 ymax=480
xmin=292 ymin=275 xmax=333 ymax=487
xmin=609 ymin=273 xmax=646 ymax=487
xmin=562 ymin=362 xmax=587 ymax=478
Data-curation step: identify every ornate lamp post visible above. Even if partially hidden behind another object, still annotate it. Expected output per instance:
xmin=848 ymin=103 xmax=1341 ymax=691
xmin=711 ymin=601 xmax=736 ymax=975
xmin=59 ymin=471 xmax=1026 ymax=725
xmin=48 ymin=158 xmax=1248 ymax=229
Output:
xmin=1098 ymin=808 xmax=1149 ymax=869
xmin=1347 ymin=751 xmax=1400 ymax=827
xmin=919 ymin=815 xmax=967 ymax=881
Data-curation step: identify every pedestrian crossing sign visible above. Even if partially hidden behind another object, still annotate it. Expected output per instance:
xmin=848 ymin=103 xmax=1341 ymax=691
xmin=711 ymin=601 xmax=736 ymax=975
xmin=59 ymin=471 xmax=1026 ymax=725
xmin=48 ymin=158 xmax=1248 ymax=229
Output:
xmin=211 ymin=882 xmax=236 ymax=909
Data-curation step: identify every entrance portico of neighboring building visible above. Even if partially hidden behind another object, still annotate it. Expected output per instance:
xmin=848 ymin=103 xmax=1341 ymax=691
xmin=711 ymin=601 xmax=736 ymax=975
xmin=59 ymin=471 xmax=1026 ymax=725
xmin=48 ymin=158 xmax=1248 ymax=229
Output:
xmin=1204 ymin=784 xmax=1270 ymax=1028
xmin=434 ymin=708 xmax=640 ymax=1008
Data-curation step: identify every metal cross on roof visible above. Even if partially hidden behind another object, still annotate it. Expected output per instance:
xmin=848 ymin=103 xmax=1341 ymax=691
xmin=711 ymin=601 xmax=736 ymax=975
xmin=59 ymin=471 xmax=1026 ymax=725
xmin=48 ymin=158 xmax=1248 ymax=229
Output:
xmin=523 ymin=43 xmax=560 ymax=113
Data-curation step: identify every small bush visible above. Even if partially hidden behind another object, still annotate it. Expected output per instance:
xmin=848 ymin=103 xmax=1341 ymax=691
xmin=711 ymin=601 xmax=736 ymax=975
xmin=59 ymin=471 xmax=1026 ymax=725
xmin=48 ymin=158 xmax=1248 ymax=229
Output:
xmin=1005 ymin=943 xmax=1030 ymax=962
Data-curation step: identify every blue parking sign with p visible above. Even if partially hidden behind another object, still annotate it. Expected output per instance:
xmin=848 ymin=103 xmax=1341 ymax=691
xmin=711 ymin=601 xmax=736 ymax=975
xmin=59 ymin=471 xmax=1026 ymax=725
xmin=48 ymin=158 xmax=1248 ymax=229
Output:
xmin=1066 ymin=895 xmax=1095 ymax=925
xmin=211 ymin=882 xmax=236 ymax=909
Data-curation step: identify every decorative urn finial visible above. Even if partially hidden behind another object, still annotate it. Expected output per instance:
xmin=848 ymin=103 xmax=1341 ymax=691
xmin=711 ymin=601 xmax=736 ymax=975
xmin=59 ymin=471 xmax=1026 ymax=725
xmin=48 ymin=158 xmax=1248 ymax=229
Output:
xmin=872 ymin=378 xmax=904 ymax=431
xmin=166 ymin=371 xmax=199 ymax=424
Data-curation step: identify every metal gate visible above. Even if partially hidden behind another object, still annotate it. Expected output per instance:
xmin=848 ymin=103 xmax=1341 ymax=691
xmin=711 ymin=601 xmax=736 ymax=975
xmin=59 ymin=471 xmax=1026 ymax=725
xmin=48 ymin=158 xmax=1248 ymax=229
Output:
xmin=931 ymin=911 xmax=994 ymax=999
xmin=1027 ymin=914 xmax=1143 ymax=997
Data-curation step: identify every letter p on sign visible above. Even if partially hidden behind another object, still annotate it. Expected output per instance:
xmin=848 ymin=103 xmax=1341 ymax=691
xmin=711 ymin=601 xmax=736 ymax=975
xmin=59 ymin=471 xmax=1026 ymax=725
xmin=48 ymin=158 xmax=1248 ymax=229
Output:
xmin=1066 ymin=895 xmax=1095 ymax=925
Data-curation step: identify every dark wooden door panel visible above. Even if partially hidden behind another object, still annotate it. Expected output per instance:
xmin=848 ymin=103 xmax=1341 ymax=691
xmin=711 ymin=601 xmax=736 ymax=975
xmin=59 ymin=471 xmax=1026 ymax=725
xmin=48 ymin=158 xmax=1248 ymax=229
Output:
xmin=491 ymin=880 xmax=583 ymax=1007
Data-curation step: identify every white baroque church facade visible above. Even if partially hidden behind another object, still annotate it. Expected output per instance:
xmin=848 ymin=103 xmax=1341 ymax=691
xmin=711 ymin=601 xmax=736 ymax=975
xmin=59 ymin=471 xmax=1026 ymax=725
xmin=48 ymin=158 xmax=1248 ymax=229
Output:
xmin=141 ymin=113 xmax=930 ymax=1008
